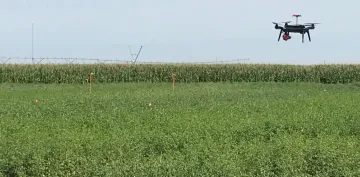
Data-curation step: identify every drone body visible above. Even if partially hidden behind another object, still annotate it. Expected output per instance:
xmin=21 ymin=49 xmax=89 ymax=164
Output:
xmin=273 ymin=14 xmax=320 ymax=43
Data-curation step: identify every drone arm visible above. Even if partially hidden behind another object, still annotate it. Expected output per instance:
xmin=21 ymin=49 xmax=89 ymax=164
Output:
xmin=275 ymin=25 xmax=283 ymax=30
xmin=305 ymin=25 xmax=315 ymax=30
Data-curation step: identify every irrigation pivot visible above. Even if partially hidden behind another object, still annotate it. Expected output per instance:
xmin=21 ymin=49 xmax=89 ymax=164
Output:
xmin=128 ymin=46 xmax=143 ymax=64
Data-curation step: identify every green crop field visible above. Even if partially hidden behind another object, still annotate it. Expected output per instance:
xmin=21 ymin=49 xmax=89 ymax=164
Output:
xmin=1 ymin=81 xmax=360 ymax=176
xmin=2 ymin=63 xmax=360 ymax=84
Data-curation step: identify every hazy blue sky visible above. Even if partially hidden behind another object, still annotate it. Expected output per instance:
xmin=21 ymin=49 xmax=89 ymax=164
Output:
xmin=1 ymin=0 xmax=359 ymax=64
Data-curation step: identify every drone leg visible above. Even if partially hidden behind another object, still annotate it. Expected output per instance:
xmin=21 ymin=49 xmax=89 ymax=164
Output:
xmin=307 ymin=31 xmax=311 ymax=42
xmin=278 ymin=29 xmax=282 ymax=41
xmin=302 ymin=33 xmax=304 ymax=43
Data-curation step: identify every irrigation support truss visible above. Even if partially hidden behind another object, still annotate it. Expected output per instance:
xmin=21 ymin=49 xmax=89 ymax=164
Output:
xmin=128 ymin=46 xmax=143 ymax=64
xmin=0 ymin=56 xmax=132 ymax=64
xmin=0 ymin=57 xmax=250 ymax=65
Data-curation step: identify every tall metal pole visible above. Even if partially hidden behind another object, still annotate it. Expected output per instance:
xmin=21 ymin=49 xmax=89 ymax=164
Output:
xmin=32 ymin=22 xmax=34 ymax=64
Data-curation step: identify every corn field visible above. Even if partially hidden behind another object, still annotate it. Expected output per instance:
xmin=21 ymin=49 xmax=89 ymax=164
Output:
xmin=1 ymin=63 xmax=360 ymax=84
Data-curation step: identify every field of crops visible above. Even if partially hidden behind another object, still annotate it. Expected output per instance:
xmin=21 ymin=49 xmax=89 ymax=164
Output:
xmin=1 ymin=81 xmax=360 ymax=176
xmin=2 ymin=63 xmax=360 ymax=84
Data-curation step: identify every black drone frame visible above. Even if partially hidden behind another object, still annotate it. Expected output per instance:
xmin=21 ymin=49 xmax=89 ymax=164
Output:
xmin=273 ymin=15 xmax=320 ymax=43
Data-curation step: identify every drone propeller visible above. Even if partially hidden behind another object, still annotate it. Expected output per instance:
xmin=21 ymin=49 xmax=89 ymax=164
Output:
xmin=282 ymin=21 xmax=291 ymax=23
xmin=304 ymin=23 xmax=320 ymax=25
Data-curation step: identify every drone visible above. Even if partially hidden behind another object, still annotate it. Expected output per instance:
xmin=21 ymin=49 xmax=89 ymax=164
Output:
xmin=273 ymin=14 xmax=320 ymax=43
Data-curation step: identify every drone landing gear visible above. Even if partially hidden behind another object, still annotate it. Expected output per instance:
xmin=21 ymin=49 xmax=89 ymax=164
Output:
xmin=302 ymin=31 xmax=311 ymax=43
xmin=282 ymin=34 xmax=291 ymax=41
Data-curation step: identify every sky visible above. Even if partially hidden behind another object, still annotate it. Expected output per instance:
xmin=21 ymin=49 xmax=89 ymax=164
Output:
xmin=1 ymin=0 xmax=360 ymax=64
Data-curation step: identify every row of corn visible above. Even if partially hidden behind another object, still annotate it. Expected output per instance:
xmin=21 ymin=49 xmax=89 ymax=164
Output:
xmin=1 ymin=63 xmax=360 ymax=84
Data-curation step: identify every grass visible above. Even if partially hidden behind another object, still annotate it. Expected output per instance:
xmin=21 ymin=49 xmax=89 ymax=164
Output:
xmin=1 ymin=82 xmax=360 ymax=176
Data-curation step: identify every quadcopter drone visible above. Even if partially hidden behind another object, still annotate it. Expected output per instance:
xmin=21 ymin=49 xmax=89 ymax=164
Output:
xmin=273 ymin=14 xmax=320 ymax=43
